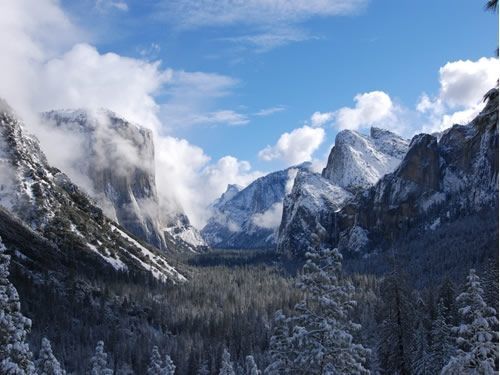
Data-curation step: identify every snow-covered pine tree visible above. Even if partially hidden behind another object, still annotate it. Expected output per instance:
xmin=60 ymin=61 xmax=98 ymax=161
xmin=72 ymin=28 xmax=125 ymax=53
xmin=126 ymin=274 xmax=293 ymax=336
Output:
xmin=378 ymin=270 xmax=414 ymax=375
xmin=264 ymin=310 xmax=293 ymax=374
xmin=411 ymin=294 xmax=431 ymax=375
xmin=36 ymin=337 xmax=65 ymax=375
xmin=245 ymin=355 xmax=259 ymax=375
xmin=285 ymin=248 xmax=369 ymax=374
xmin=411 ymin=318 xmax=431 ymax=375
xmin=219 ymin=348 xmax=235 ymax=375
xmin=428 ymin=299 xmax=453 ymax=374
xmin=147 ymin=346 xmax=163 ymax=375
xmin=196 ymin=360 xmax=210 ymax=375
xmin=0 ymin=237 xmax=36 ymax=374
xmin=90 ymin=341 xmax=113 ymax=375
xmin=442 ymin=269 xmax=499 ymax=374
xmin=163 ymin=355 xmax=175 ymax=375
xmin=438 ymin=278 xmax=457 ymax=326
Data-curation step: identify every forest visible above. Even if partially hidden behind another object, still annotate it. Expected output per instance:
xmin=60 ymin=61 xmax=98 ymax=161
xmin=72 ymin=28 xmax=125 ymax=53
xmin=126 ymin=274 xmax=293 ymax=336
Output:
xmin=2 ymin=241 xmax=498 ymax=374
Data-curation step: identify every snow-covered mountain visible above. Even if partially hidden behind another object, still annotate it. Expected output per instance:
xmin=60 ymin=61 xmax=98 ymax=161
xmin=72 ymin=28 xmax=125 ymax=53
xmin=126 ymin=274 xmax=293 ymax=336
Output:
xmin=278 ymin=127 xmax=408 ymax=257
xmin=332 ymin=88 xmax=499 ymax=255
xmin=201 ymin=164 xmax=311 ymax=249
xmin=41 ymin=109 xmax=206 ymax=253
xmin=279 ymin=88 xmax=498 ymax=259
xmin=322 ymin=127 xmax=408 ymax=192
xmin=277 ymin=171 xmax=352 ymax=257
xmin=0 ymin=101 xmax=185 ymax=282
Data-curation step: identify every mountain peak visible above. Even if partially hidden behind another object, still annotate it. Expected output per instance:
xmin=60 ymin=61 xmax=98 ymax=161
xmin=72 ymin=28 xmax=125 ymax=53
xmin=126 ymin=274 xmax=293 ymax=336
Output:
xmin=322 ymin=127 xmax=409 ymax=191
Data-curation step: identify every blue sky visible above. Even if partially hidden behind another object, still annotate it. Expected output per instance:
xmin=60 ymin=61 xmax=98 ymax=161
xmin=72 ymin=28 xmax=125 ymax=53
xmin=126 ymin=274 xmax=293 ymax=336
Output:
xmin=60 ymin=0 xmax=498 ymax=171
xmin=0 ymin=0 xmax=497 ymax=226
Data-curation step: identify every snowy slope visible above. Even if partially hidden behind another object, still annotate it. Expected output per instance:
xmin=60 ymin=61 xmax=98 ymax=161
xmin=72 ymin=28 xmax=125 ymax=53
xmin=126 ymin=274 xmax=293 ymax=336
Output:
xmin=201 ymin=165 xmax=310 ymax=249
xmin=41 ymin=109 xmax=206 ymax=253
xmin=277 ymin=171 xmax=352 ymax=257
xmin=322 ymin=127 xmax=408 ymax=192
xmin=328 ymin=88 xmax=499 ymax=255
xmin=0 ymin=102 xmax=185 ymax=283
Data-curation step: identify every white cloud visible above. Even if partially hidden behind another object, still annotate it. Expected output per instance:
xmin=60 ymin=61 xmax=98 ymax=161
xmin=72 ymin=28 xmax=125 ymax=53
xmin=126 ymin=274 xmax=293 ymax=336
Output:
xmin=220 ymin=27 xmax=312 ymax=52
xmin=0 ymin=0 xmax=260 ymax=229
xmin=334 ymin=91 xmax=395 ymax=131
xmin=418 ymin=57 xmax=498 ymax=132
xmin=160 ymin=70 xmax=249 ymax=128
xmin=255 ymin=106 xmax=286 ymax=117
xmin=159 ymin=0 xmax=367 ymax=29
xmin=95 ymin=0 xmax=129 ymax=12
xmin=251 ymin=202 xmax=283 ymax=229
xmin=157 ymin=0 xmax=367 ymax=50
xmin=310 ymin=111 xmax=334 ymax=127
xmin=37 ymin=43 xmax=171 ymax=129
xmin=259 ymin=125 xmax=325 ymax=165
xmin=439 ymin=57 xmax=498 ymax=108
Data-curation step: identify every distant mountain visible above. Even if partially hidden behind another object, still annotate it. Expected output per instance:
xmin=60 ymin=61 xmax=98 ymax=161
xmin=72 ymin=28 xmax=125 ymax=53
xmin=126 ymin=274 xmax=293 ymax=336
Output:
xmin=201 ymin=164 xmax=311 ymax=249
xmin=278 ymin=89 xmax=498 ymax=278
xmin=278 ymin=127 xmax=408 ymax=257
xmin=41 ymin=109 xmax=206 ymax=253
xmin=277 ymin=171 xmax=352 ymax=257
xmin=332 ymin=88 xmax=498 ymax=257
xmin=0 ymin=101 xmax=185 ymax=283
xmin=322 ymin=127 xmax=408 ymax=192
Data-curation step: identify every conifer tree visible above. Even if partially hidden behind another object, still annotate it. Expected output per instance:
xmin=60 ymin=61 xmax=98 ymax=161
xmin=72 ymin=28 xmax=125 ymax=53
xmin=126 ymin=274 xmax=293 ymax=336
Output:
xmin=442 ymin=269 xmax=498 ymax=374
xmin=219 ymin=348 xmax=235 ymax=375
xmin=90 ymin=341 xmax=113 ymax=375
xmin=196 ymin=360 xmax=210 ymax=375
xmin=0 ymin=238 xmax=36 ymax=374
xmin=147 ymin=346 xmax=163 ymax=375
xmin=163 ymin=355 xmax=175 ymax=375
xmin=265 ymin=310 xmax=292 ymax=374
xmin=268 ymin=248 xmax=369 ymax=374
xmin=245 ymin=355 xmax=259 ymax=375
xmin=411 ymin=295 xmax=431 ymax=375
xmin=36 ymin=337 xmax=65 ymax=375
xmin=429 ymin=299 xmax=453 ymax=373
xmin=378 ymin=270 xmax=414 ymax=375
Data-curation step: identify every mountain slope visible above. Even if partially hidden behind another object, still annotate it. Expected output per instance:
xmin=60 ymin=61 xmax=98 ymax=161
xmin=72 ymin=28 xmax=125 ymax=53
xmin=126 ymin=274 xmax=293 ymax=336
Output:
xmin=202 ymin=165 xmax=309 ymax=249
xmin=0 ymin=102 xmax=185 ymax=283
xmin=41 ymin=109 xmax=206 ymax=252
xmin=277 ymin=170 xmax=352 ymax=257
xmin=278 ymin=128 xmax=408 ymax=257
xmin=322 ymin=127 xmax=408 ymax=192
xmin=332 ymin=88 xmax=498 ymax=256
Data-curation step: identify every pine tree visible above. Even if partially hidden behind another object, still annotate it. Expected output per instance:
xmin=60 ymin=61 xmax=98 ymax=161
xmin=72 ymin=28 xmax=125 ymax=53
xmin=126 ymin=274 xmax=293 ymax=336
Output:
xmin=377 ymin=270 xmax=414 ymax=375
xmin=428 ymin=299 xmax=453 ymax=374
xmin=438 ymin=278 xmax=457 ymax=325
xmin=196 ymin=360 xmax=210 ymax=375
xmin=36 ymin=337 xmax=65 ymax=375
xmin=147 ymin=346 xmax=163 ymax=375
xmin=442 ymin=269 xmax=498 ymax=374
xmin=264 ymin=310 xmax=292 ymax=374
xmin=90 ymin=341 xmax=113 ymax=375
xmin=163 ymin=355 xmax=175 ymax=375
xmin=411 ymin=294 xmax=431 ymax=375
xmin=411 ymin=319 xmax=431 ymax=375
xmin=245 ymin=355 xmax=259 ymax=375
xmin=0 ymin=238 xmax=36 ymax=374
xmin=219 ymin=348 xmax=235 ymax=375
xmin=270 ymin=249 xmax=370 ymax=374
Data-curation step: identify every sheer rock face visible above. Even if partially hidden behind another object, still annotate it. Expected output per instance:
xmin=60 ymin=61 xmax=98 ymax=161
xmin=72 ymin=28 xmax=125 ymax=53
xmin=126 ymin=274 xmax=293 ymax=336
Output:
xmin=330 ymin=89 xmax=499 ymax=253
xmin=322 ymin=127 xmax=409 ymax=192
xmin=201 ymin=165 xmax=310 ymax=249
xmin=278 ymin=89 xmax=498 ymax=258
xmin=41 ymin=109 xmax=206 ymax=252
xmin=276 ymin=171 xmax=352 ymax=257
xmin=0 ymin=105 xmax=186 ymax=283
xmin=278 ymin=128 xmax=407 ymax=258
